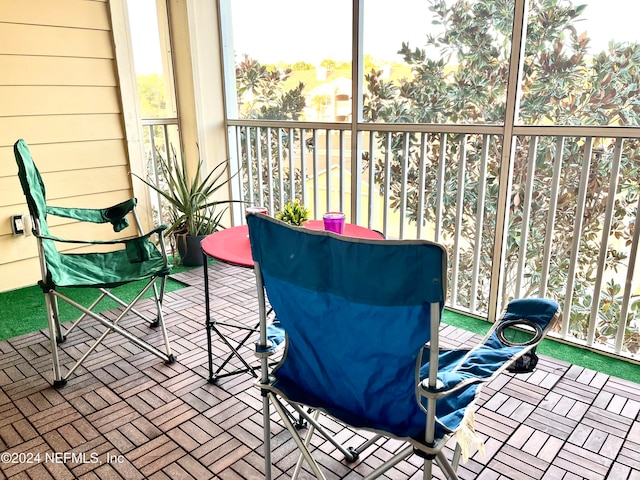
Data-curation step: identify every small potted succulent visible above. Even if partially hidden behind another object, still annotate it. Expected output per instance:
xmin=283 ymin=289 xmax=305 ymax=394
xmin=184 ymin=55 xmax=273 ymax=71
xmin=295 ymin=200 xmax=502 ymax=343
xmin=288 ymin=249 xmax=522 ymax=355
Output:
xmin=275 ymin=199 xmax=310 ymax=226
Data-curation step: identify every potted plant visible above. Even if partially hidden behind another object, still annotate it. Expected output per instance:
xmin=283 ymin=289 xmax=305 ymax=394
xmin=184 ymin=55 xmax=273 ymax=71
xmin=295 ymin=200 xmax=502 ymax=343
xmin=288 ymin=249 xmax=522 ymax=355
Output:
xmin=275 ymin=199 xmax=310 ymax=226
xmin=134 ymin=146 xmax=238 ymax=266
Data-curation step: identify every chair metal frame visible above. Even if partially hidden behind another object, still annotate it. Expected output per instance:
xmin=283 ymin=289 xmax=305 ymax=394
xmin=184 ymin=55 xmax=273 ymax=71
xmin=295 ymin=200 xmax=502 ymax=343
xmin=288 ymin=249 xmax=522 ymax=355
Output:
xmin=14 ymin=139 xmax=175 ymax=387
xmin=248 ymin=214 xmax=560 ymax=479
xmin=33 ymin=214 xmax=175 ymax=387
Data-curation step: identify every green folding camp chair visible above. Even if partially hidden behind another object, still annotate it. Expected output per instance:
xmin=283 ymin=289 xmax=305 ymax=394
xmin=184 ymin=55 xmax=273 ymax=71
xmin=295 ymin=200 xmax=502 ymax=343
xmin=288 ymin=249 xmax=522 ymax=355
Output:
xmin=13 ymin=139 xmax=175 ymax=387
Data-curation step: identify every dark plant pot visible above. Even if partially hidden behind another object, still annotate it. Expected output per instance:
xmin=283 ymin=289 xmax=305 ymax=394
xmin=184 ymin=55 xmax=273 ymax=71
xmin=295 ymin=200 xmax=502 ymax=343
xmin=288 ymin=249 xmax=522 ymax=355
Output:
xmin=176 ymin=234 xmax=206 ymax=267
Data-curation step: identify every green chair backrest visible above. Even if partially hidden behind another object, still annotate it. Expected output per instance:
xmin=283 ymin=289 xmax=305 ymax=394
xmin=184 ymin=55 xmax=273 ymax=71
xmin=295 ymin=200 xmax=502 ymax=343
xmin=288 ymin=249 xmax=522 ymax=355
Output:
xmin=14 ymin=139 xmax=49 ymax=235
xmin=14 ymin=139 xmax=61 ymax=283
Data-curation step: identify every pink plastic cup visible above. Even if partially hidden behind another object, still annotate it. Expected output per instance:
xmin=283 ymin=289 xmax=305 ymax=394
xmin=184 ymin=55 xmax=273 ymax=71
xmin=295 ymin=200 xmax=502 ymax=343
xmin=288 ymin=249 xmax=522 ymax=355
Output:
xmin=323 ymin=212 xmax=345 ymax=234
xmin=246 ymin=206 xmax=268 ymax=216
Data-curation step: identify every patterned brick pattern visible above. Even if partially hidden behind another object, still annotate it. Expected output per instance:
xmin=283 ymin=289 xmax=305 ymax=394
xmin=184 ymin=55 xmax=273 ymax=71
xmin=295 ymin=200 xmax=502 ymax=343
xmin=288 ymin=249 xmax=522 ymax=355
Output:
xmin=0 ymin=261 xmax=638 ymax=479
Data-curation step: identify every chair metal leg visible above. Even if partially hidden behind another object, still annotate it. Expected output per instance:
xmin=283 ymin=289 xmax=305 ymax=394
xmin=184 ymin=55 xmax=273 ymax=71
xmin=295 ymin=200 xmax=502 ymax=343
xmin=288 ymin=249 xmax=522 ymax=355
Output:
xmin=52 ymin=285 xmax=174 ymax=381
xmin=423 ymin=458 xmax=433 ymax=480
xmin=291 ymin=409 xmax=320 ymax=479
xmin=48 ymin=291 xmax=65 ymax=343
xmin=262 ymin=392 xmax=273 ymax=480
xmin=435 ymin=450 xmax=460 ymax=480
xmin=44 ymin=292 xmax=66 ymax=387
xmin=291 ymin=410 xmax=328 ymax=480
xmin=288 ymin=403 xmax=359 ymax=462
xmin=64 ymin=291 xmax=107 ymax=339
xmin=271 ymin=394 xmax=327 ymax=479
xmin=152 ymin=278 xmax=174 ymax=360
xmin=99 ymin=286 xmax=158 ymax=327
xmin=155 ymin=276 xmax=167 ymax=327
xmin=451 ymin=442 xmax=462 ymax=470
xmin=353 ymin=434 xmax=383 ymax=456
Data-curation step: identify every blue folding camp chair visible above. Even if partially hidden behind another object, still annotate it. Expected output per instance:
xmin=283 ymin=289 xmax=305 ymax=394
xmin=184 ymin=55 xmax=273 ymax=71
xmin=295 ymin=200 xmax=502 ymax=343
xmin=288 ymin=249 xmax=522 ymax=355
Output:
xmin=247 ymin=214 xmax=560 ymax=479
xmin=14 ymin=139 xmax=175 ymax=387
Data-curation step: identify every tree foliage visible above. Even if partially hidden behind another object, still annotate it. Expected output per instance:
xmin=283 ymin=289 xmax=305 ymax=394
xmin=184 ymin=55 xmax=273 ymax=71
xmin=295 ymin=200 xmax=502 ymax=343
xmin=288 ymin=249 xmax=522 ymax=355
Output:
xmin=236 ymin=56 xmax=307 ymax=210
xmin=236 ymin=55 xmax=306 ymax=120
xmin=363 ymin=0 xmax=640 ymax=353
xmin=137 ymin=74 xmax=169 ymax=118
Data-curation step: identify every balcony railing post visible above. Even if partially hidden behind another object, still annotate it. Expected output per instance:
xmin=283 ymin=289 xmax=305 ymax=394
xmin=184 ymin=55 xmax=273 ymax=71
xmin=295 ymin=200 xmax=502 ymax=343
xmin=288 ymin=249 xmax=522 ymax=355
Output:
xmin=487 ymin=0 xmax=530 ymax=322
xmin=586 ymin=138 xmax=624 ymax=348
xmin=228 ymin=125 xmax=244 ymax=225
xmin=560 ymin=137 xmax=594 ymax=338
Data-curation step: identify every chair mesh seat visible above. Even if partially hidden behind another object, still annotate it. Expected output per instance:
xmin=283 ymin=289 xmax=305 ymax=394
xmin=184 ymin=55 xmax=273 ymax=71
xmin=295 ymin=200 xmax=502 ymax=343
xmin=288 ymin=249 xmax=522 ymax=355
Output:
xmin=51 ymin=250 xmax=170 ymax=289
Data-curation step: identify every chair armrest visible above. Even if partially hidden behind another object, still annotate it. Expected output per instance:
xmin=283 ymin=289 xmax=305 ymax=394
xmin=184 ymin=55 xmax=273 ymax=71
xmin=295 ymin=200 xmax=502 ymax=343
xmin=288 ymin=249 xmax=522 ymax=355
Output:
xmin=418 ymin=348 xmax=484 ymax=400
xmin=418 ymin=298 xmax=560 ymax=401
xmin=485 ymin=298 xmax=560 ymax=351
xmin=497 ymin=298 xmax=560 ymax=332
xmin=35 ymin=224 xmax=168 ymax=246
xmin=46 ymin=198 xmax=138 ymax=232
xmin=123 ymin=226 xmax=169 ymax=263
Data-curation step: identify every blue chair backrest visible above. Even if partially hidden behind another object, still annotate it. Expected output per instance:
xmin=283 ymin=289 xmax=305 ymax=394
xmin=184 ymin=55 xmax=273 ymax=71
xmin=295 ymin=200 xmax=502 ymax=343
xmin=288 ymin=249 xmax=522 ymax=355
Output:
xmin=248 ymin=214 xmax=447 ymax=437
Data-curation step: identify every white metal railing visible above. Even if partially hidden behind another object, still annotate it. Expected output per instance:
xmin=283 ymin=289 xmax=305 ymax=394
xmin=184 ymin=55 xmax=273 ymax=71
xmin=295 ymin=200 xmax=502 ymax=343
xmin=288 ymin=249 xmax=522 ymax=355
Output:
xmin=140 ymin=118 xmax=180 ymax=229
xmin=137 ymin=117 xmax=639 ymax=362
xmin=227 ymin=119 xmax=640 ymax=363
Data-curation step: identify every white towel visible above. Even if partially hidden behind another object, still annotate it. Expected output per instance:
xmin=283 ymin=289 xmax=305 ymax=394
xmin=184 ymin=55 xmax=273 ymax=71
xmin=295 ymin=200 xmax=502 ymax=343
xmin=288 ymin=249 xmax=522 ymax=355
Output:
xmin=454 ymin=409 xmax=485 ymax=463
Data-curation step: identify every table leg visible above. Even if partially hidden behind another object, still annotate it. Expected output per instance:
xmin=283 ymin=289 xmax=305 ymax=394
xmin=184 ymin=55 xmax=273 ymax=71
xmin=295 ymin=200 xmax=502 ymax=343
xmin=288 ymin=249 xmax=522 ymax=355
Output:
xmin=204 ymin=249 xmax=216 ymax=383
xmin=208 ymin=322 xmax=259 ymax=380
xmin=203 ymin=250 xmax=260 ymax=383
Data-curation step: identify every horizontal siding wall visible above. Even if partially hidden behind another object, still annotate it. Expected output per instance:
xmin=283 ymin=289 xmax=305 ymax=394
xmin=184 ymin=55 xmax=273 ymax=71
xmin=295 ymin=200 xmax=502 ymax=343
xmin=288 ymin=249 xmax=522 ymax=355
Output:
xmin=0 ymin=0 xmax=134 ymax=292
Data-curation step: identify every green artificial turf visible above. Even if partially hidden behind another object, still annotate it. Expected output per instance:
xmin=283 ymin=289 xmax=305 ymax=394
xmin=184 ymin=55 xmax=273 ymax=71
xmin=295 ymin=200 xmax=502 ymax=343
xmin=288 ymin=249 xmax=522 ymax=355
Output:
xmin=1 ymin=276 xmax=638 ymax=384
xmin=442 ymin=309 xmax=640 ymax=384
xmin=0 ymin=274 xmax=188 ymax=342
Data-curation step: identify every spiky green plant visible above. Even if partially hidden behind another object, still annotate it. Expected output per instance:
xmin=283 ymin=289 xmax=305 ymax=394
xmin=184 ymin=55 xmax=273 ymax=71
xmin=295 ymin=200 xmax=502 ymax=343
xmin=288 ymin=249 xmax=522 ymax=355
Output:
xmin=134 ymin=146 xmax=239 ymax=236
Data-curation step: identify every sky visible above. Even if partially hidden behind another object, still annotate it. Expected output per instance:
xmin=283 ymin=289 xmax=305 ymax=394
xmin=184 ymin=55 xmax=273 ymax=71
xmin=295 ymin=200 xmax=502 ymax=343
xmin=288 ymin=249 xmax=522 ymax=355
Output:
xmin=228 ymin=0 xmax=638 ymax=65
xmin=228 ymin=0 xmax=433 ymax=65
xmin=127 ymin=0 xmax=640 ymax=74
xmin=127 ymin=0 xmax=163 ymax=74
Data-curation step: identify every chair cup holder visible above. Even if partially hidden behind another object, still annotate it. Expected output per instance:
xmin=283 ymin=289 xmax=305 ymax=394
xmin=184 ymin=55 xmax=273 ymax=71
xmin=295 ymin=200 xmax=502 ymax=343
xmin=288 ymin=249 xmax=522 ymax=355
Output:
xmin=498 ymin=319 xmax=544 ymax=374
xmin=104 ymin=206 xmax=125 ymax=221
xmin=495 ymin=318 xmax=543 ymax=347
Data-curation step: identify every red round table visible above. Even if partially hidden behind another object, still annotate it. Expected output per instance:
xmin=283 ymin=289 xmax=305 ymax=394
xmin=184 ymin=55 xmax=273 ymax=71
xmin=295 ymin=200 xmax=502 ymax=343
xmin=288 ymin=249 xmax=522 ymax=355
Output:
xmin=201 ymin=219 xmax=383 ymax=267
xmin=201 ymin=219 xmax=383 ymax=382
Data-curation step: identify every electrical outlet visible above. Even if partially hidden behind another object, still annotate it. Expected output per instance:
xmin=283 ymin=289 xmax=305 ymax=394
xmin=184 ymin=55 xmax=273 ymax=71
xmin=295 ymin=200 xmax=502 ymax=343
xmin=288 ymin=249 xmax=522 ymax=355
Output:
xmin=23 ymin=214 xmax=32 ymax=237
xmin=11 ymin=215 xmax=25 ymax=235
